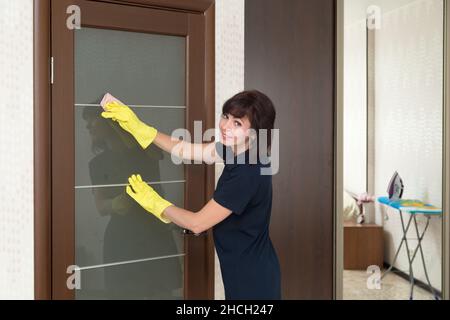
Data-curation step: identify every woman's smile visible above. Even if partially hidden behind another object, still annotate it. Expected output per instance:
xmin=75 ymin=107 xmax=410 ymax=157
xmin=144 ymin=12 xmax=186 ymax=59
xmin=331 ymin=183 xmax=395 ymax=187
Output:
xmin=221 ymin=131 xmax=234 ymax=141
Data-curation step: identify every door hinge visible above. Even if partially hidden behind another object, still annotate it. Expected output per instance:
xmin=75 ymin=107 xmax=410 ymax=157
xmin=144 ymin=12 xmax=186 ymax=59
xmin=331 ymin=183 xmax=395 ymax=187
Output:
xmin=50 ymin=56 xmax=54 ymax=84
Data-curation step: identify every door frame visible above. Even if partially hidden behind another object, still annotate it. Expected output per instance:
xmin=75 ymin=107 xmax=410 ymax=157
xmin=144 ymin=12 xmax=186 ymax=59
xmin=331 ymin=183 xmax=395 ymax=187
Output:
xmin=334 ymin=0 xmax=344 ymax=300
xmin=334 ymin=0 xmax=450 ymax=300
xmin=33 ymin=0 xmax=215 ymax=300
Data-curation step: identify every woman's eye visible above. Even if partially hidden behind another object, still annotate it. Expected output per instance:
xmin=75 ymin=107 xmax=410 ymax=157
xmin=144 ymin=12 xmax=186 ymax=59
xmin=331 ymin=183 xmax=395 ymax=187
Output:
xmin=234 ymin=121 xmax=241 ymax=127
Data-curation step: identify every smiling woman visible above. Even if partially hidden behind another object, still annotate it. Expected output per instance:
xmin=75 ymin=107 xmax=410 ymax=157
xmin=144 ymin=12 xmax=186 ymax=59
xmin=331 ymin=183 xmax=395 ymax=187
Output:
xmin=219 ymin=90 xmax=276 ymax=157
xmin=100 ymin=90 xmax=281 ymax=299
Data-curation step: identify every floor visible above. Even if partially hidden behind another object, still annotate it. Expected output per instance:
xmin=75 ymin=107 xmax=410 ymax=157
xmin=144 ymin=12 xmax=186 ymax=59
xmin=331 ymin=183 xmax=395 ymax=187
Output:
xmin=215 ymin=265 xmax=438 ymax=300
xmin=343 ymin=270 xmax=437 ymax=300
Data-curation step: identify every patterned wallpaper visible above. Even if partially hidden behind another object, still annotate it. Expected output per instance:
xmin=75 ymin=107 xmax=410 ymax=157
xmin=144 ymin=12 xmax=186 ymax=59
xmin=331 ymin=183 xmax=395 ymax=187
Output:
xmin=373 ymin=0 xmax=444 ymax=291
xmin=0 ymin=0 xmax=35 ymax=299
xmin=214 ymin=0 xmax=245 ymax=300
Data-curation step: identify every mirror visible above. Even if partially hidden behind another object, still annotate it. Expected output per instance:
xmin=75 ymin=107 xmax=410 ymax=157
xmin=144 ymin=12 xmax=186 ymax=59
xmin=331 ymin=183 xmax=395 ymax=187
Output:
xmin=342 ymin=0 xmax=444 ymax=300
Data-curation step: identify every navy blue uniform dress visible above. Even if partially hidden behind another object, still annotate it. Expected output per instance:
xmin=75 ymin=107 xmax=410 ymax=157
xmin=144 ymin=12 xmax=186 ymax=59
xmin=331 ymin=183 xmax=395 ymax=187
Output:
xmin=213 ymin=142 xmax=281 ymax=300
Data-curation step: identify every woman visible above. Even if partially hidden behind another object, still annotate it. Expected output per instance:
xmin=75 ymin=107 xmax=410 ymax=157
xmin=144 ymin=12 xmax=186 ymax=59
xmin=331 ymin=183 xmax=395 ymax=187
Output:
xmin=101 ymin=90 xmax=281 ymax=300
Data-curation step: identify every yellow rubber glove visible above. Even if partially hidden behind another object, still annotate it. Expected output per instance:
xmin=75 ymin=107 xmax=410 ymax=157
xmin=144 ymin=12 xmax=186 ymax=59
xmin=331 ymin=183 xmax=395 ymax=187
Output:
xmin=101 ymin=101 xmax=157 ymax=149
xmin=126 ymin=174 xmax=173 ymax=223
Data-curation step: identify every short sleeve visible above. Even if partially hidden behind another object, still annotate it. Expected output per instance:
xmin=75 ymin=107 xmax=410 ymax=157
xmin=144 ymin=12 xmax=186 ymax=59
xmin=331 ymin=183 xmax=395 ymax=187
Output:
xmin=213 ymin=166 xmax=258 ymax=215
xmin=215 ymin=141 xmax=225 ymax=161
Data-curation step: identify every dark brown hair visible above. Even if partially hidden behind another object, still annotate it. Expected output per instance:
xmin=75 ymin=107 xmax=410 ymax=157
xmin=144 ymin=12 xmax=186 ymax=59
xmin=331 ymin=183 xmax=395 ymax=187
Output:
xmin=222 ymin=90 xmax=276 ymax=155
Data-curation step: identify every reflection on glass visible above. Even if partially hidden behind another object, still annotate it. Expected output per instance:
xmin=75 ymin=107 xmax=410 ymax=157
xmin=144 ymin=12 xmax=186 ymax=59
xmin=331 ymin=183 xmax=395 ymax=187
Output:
xmin=76 ymin=257 xmax=184 ymax=300
xmin=75 ymin=184 xmax=184 ymax=268
xmin=75 ymin=184 xmax=184 ymax=300
xmin=75 ymin=106 xmax=185 ymax=186
xmin=74 ymin=27 xmax=186 ymax=299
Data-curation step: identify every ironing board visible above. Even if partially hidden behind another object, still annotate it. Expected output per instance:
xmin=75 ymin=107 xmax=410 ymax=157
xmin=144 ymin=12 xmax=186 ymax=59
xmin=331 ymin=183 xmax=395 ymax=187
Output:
xmin=378 ymin=197 xmax=441 ymax=300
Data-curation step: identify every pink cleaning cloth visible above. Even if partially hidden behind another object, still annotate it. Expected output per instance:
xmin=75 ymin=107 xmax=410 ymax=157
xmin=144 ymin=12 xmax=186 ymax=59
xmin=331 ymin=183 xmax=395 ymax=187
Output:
xmin=100 ymin=93 xmax=126 ymax=110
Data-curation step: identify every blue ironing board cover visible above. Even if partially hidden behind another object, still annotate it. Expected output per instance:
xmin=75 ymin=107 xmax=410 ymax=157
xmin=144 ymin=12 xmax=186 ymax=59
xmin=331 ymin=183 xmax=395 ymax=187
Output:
xmin=378 ymin=197 xmax=442 ymax=215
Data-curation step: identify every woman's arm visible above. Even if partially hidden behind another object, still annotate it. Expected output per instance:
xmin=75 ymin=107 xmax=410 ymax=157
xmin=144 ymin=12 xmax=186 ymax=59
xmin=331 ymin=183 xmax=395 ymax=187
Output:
xmin=101 ymin=101 xmax=217 ymax=163
xmin=153 ymin=132 xmax=217 ymax=164
xmin=162 ymin=198 xmax=232 ymax=234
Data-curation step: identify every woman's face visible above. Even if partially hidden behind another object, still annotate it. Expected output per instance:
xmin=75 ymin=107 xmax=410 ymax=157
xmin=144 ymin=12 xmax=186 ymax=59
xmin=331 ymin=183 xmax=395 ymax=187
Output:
xmin=84 ymin=113 xmax=111 ymax=142
xmin=219 ymin=113 xmax=252 ymax=148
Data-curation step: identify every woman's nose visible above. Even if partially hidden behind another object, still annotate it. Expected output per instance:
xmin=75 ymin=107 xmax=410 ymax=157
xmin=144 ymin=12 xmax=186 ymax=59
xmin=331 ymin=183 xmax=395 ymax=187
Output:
xmin=220 ymin=119 xmax=233 ymax=131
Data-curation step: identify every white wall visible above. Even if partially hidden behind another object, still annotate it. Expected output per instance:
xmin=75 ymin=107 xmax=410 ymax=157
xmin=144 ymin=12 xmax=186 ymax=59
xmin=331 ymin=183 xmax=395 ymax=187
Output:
xmin=373 ymin=0 xmax=443 ymax=291
xmin=0 ymin=0 xmax=35 ymax=299
xmin=343 ymin=17 xmax=367 ymax=195
xmin=214 ymin=0 xmax=245 ymax=300
xmin=343 ymin=0 xmax=421 ymax=199
xmin=345 ymin=0 xmax=419 ymax=25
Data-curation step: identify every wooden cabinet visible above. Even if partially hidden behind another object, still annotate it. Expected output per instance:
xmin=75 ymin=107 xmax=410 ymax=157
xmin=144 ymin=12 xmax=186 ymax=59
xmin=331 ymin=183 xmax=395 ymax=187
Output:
xmin=344 ymin=222 xmax=384 ymax=270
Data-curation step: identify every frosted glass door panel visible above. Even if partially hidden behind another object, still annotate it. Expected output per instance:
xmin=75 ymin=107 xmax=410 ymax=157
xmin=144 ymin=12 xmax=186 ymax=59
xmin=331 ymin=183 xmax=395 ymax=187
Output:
xmin=75 ymin=27 xmax=185 ymax=106
xmin=75 ymin=183 xmax=184 ymax=268
xmin=76 ymin=257 xmax=184 ymax=300
xmin=74 ymin=27 xmax=186 ymax=300
xmin=75 ymin=107 xmax=185 ymax=186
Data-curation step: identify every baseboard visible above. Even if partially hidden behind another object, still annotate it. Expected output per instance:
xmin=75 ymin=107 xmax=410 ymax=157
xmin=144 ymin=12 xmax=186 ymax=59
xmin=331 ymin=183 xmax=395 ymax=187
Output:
xmin=383 ymin=263 xmax=442 ymax=299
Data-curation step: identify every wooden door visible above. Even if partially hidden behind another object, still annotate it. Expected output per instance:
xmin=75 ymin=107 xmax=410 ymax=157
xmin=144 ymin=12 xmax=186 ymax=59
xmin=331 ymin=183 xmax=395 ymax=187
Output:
xmin=50 ymin=0 xmax=215 ymax=299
